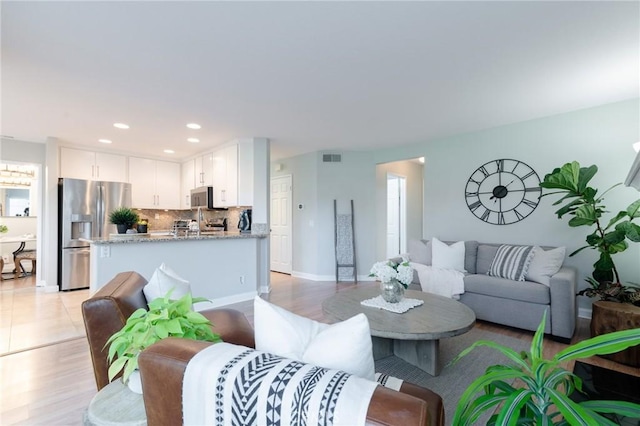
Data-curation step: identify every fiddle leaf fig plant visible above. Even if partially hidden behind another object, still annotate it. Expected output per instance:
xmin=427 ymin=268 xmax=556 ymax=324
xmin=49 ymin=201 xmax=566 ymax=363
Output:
xmin=452 ymin=311 xmax=640 ymax=425
xmin=539 ymin=161 xmax=640 ymax=284
xmin=105 ymin=291 xmax=222 ymax=383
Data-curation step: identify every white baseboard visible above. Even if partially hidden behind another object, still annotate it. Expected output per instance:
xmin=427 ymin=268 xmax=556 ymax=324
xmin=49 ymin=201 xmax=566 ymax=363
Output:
xmin=578 ymin=307 xmax=592 ymax=319
xmin=291 ymin=271 xmax=376 ymax=282
xmin=195 ymin=291 xmax=257 ymax=310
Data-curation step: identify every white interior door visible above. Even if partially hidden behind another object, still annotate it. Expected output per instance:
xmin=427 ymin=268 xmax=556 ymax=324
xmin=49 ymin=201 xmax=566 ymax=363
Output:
xmin=270 ymin=175 xmax=292 ymax=274
xmin=386 ymin=174 xmax=406 ymax=258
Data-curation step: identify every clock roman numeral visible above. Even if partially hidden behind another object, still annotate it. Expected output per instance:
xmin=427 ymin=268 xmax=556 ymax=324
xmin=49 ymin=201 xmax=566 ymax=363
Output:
xmin=522 ymin=199 xmax=538 ymax=208
xmin=469 ymin=178 xmax=482 ymax=186
xmin=514 ymin=209 xmax=524 ymax=221
xmin=478 ymin=166 xmax=490 ymax=177
xmin=525 ymin=187 xmax=541 ymax=192
xmin=495 ymin=159 xmax=504 ymax=172
xmin=480 ymin=209 xmax=491 ymax=222
xmin=512 ymin=161 xmax=521 ymax=172
xmin=468 ymin=200 xmax=482 ymax=211
xmin=465 ymin=191 xmax=479 ymax=197
xmin=498 ymin=212 xmax=505 ymax=225
xmin=520 ymin=170 xmax=536 ymax=180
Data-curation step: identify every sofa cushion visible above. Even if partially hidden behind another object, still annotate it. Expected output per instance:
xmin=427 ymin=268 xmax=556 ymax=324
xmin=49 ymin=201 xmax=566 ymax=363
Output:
xmin=432 ymin=237 xmax=466 ymax=272
xmin=143 ymin=262 xmax=191 ymax=302
xmin=464 ymin=274 xmax=550 ymax=305
xmin=476 ymin=244 xmax=500 ymax=275
xmin=462 ymin=241 xmax=478 ymax=274
xmin=408 ymin=239 xmax=431 ymax=265
xmin=525 ymin=246 xmax=566 ymax=286
xmin=487 ymin=245 xmax=534 ymax=281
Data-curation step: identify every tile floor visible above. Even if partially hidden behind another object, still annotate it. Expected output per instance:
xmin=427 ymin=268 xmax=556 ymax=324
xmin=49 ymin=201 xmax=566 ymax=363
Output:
xmin=0 ymin=275 xmax=89 ymax=356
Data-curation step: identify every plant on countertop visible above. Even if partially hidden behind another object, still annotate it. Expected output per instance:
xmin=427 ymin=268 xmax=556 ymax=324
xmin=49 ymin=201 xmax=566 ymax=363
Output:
xmin=452 ymin=311 xmax=640 ymax=425
xmin=0 ymin=224 xmax=7 ymax=233
xmin=105 ymin=291 xmax=222 ymax=383
xmin=540 ymin=161 xmax=640 ymax=304
xmin=108 ymin=206 xmax=139 ymax=228
xmin=369 ymin=258 xmax=414 ymax=288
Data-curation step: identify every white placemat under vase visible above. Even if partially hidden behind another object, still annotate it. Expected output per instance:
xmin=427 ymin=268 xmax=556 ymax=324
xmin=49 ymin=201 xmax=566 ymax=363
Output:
xmin=360 ymin=296 xmax=424 ymax=314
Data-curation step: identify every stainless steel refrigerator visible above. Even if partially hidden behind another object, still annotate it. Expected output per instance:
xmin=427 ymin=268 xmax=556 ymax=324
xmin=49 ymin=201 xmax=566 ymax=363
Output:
xmin=58 ymin=178 xmax=132 ymax=290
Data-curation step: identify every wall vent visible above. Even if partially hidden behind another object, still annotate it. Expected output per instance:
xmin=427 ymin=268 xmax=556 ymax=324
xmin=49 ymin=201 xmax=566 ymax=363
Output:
xmin=322 ymin=154 xmax=342 ymax=163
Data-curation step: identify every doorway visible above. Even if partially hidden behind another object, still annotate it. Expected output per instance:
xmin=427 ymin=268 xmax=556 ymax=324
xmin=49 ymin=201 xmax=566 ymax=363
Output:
xmin=270 ymin=175 xmax=292 ymax=274
xmin=386 ymin=174 xmax=406 ymax=258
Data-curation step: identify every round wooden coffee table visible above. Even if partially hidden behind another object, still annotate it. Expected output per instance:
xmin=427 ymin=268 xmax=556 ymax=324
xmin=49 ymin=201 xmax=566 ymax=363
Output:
xmin=322 ymin=286 xmax=476 ymax=376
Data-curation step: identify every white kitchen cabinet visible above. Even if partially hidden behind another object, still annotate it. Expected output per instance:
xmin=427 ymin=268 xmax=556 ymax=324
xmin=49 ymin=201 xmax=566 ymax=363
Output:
xmin=181 ymin=159 xmax=195 ymax=209
xmin=194 ymin=152 xmax=214 ymax=187
xmin=60 ymin=147 xmax=127 ymax=182
xmin=212 ymin=144 xmax=238 ymax=207
xmin=128 ymin=157 xmax=180 ymax=209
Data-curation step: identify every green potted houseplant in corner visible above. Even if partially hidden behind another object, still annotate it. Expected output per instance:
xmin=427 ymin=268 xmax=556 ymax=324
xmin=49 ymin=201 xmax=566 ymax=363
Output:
xmin=452 ymin=312 xmax=640 ymax=425
xmin=108 ymin=207 xmax=140 ymax=234
xmin=105 ymin=291 xmax=222 ymax=393
xmin=540 ymin=161 xmax=640 ymax=365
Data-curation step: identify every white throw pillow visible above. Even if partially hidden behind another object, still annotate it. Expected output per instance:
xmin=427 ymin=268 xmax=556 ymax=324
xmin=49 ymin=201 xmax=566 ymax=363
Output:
xmin=431 ymin=237 xmax=466 ymax=272
xmin=143 ymin=262 xmax=191 ymax=302
xmin=254 ymin=296 xmax=376 ymax=381
xmin=525 ymin=246 xmax=566 ymax=286
xmin=408 ymin=239 xmax=431 ymax=265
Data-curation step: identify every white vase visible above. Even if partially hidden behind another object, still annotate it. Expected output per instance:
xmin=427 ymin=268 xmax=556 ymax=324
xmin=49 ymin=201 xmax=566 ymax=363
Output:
xmin=126 ymin=369 xmax=143 ymax=394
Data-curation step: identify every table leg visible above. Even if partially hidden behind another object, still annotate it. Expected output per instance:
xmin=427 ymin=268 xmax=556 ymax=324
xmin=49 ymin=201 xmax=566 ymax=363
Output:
xmin=12 ymin=242 xmax=26 ymax=275
xmin=394 ymin=339 xmax=440 ymax=376
xmin=371 ymin=336 xmax=394 ymax=360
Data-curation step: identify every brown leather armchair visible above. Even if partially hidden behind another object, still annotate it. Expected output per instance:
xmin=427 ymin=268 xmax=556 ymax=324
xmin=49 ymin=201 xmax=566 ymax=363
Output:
xmin=82 ymin=271 xmax=444 ymax=426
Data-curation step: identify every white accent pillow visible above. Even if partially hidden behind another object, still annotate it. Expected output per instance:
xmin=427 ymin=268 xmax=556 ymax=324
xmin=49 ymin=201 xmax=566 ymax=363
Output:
xmin=254 ymin=296 xmax=376 ymax=381
xmin=143 ymin=262 xmax=191 ymax=302
xmin=525 ymin=246 xmax=566 ymax=286
xmin=431 ymin=237 xmax=466 ymax=272
xmin=408 ymin=239 xmax=431 ymax=265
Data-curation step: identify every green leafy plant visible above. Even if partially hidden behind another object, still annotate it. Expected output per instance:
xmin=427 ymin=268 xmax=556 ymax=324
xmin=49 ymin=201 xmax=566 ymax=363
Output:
xmin=108 ymin=207 xmax=139 ymax=228
xmin=539 ymin=161 xmax=640 ymax=286
xmin=0 ymin=224 xmax=7 ymax=233
xmin=452 ymin=311 xmax=640 ymax=425
xmin=105 ymin=291 xmax=222 ymax=383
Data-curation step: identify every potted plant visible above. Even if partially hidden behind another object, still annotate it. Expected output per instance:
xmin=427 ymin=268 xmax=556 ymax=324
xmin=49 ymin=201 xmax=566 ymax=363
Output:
xmin=452 ymin=312 xmax=640 ymax=425
xmin=136 ymin=218 xmax=148 ymax=234
xmin=369 ymin=258 xmax=414 ymax=303
xmin=540 ymin=161 xmax=640 ymax=365
xmin=108 ymin=207 xmax=140 ymax=234
xmin=105 ymin=291 xmax=222 ymax=393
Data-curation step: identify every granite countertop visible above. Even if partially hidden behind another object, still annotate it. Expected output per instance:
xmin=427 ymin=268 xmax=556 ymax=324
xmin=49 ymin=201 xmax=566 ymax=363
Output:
xmin=81 ymin=231 xmax=268 ymax=245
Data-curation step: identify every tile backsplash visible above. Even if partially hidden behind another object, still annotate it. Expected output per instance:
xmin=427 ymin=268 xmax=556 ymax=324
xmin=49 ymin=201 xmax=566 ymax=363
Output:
xmin=135 ymin=207 xmax=249 ymax=232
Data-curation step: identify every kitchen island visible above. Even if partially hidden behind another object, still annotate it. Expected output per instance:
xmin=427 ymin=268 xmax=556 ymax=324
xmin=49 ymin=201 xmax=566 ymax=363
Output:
xmin=83 ymin=231 xmax=269 ymax=307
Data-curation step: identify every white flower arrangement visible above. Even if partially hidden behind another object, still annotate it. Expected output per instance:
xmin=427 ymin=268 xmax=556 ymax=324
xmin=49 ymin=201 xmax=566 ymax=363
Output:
xmin=369 ymin=259 xmax=414 ymax=289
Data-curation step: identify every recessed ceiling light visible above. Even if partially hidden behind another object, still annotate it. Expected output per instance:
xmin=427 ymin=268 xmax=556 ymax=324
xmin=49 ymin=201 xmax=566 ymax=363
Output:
xmin=187 ymin=138 xmax=200 ymax=143
xmin=186 ymin=123 xmax=201 ymax=130
xmin=98 ymin=139 xmax=112 ymax=144
xmin=113 ymin=123 xmax=130 ymax=129
xmin=164 ymin=149 xmax=175 ymax=154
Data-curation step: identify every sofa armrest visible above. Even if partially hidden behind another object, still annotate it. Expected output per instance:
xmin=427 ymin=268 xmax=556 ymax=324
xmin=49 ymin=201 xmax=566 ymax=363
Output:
xmin=549 ymin=266 xmax=578 ymax=339
xmin=139 ymin=338 xmax=440 ymax=426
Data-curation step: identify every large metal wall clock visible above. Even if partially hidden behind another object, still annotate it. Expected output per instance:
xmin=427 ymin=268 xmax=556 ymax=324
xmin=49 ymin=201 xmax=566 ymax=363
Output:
xmin=465 ymin=158 xmax=542 ymax=225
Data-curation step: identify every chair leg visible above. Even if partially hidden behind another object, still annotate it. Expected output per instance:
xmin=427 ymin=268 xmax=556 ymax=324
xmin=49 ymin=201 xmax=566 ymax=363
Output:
xmin=0 ymin=258 xmax=3 ymax=281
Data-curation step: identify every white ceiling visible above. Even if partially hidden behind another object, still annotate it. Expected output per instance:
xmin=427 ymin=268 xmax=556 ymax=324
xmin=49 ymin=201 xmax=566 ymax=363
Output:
xmin=2 ymin=1 xmax=638 ymax=161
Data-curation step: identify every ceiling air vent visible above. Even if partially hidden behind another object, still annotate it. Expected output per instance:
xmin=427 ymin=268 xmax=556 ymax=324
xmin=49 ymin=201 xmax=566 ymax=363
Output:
xmin=322 ymin=154 xmax=342 ymax=163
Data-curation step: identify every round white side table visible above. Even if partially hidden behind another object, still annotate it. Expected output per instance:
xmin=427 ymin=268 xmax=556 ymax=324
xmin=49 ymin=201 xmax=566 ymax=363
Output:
xmin=85 ymin=379 xmax=146 ymax=426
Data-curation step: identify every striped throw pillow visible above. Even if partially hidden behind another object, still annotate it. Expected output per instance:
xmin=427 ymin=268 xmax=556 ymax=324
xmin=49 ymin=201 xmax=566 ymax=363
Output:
xmin=487 ymin=245 xmax=534 ymax=281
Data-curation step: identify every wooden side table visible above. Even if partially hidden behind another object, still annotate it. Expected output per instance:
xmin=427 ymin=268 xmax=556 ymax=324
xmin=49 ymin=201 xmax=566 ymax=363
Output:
xmin=591 ymin=301 xmax=640 ymax=367
xmin=85 ymin=379 xmax=146 ymax=426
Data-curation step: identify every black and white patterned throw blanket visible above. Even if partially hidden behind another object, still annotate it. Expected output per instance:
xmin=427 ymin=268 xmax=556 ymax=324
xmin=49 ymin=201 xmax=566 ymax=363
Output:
xmin=183 ymin=343 xmax=378 ymax=426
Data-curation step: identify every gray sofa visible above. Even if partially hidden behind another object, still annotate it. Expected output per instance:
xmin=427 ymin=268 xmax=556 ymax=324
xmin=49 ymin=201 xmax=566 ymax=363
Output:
xmin=402 ymin=240 xmax=577 ymax=340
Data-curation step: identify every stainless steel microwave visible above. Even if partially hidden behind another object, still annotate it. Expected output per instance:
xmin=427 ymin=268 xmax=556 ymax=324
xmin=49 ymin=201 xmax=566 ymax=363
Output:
xmin=190 ymin=186 xmax=214 ymax=209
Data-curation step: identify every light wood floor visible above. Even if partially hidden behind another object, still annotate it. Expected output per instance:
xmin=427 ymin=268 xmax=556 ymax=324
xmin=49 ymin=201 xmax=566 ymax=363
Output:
xmin=1 ymin=273 xmax=638 ymax=425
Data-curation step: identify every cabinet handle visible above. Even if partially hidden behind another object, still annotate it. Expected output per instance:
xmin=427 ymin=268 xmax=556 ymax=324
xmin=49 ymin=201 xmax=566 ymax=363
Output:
xmin=186 ymin=195 xmax=189 ymax=205
xmin=222 ymin=189 xmax=226 ymax=202
xmin=96 ymin=165 xmax=100 ymax=178
xmin=157 ymin=195 xmax=160 ymax=205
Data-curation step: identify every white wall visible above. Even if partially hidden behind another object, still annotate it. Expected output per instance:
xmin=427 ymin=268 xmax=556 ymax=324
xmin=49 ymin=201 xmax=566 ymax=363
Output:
xmin=374 ymin=99 xmax=640 ymax=312
xmin=274 ymin=99 xmax=640 ymax=315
